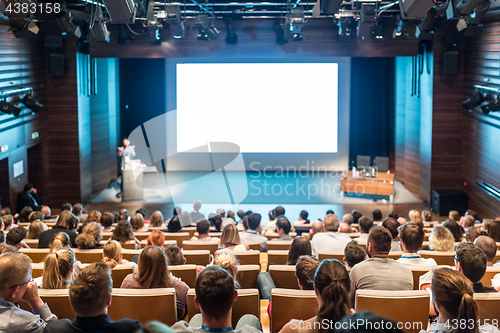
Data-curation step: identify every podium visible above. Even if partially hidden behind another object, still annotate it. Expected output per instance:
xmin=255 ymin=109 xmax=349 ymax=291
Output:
xmin=122 ymin=159 xmax=144 ymax=201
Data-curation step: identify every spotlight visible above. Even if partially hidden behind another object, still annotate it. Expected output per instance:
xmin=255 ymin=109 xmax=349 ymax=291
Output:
xmin=399 ymin=0 xmax=434 ymax=20
xmin=338 ymin=18 xmax=353 ymax=37
xmin=373 ymin=21 xmax=385 ymax=39
xmin=21 ymin=93 xmax=43 ymax=113
xmin=57 ymin=13 xmax=82 ymax=38
xmin=463 ymin=90 xmax=484 ymax=109
xmin=455 ymin=0 xmax=483 ymax=16
xmin=286 ymin=7 xmax=305 ymax=41
xmin=165 ymin=4 xmax=185 ymax=39
xmin=147 ymin=0 xmax=161 ymax=44
xmin=89 ymin=7 xmax=110 ymax=43
xmin=102 ymin=0 xmax=137 ymax=24
xmin=416 ymin=9 xmax=436 ymax=41
xmin=0 ymin=99 xmax=22 ymax=118
xmin=320 ymin=0 xmax=343 ymax=14
xmin=361 ymin=4 xmax=376 ymax=22
xmin=195 ymin=15 xmax=219 ymax=40
xmin=273 ymin=20 xmax=288 ymax=45
xmin=393 ymin=15 xmax=409 ymax=38
xmin=357 ymin=21 xmax=373 ymax=40
xmin=480 ymin=98 xmax=500 ymax=114
xmin=225 ymin=20 xmax=237 ymax=44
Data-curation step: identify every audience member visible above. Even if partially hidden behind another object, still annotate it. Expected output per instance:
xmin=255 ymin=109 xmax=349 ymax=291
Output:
xmin=75 ymin=222 xmax=102 ymax=249
xmin=38 ymin=211 xmax=78 ymax=248
xmin=326 ymin=209 xmax=335 ymax=215
xmin=482 ymin=218 xmax=500 ymax=242
xmin=397 ymin=223 xmax=437 ymax=267
xmin=136 ymin=208 xmax=147 ymax=219
xmin=121 ymin=246 xmax=189 ymax=320
xmin=44 ymin=262 xmax=142 ymax=333
xmin=280 ymin=259 xmax=351 ymax=333
xmin=41 ymin=206 xmax=56 ymax=219
xmin=286 ymin=237 xmax=312 ymax=265
xmin=351 ymin=210 xmax=362 ymax=224
xmin=240 ymin=213 xmax=267 ymax=252
xmin=212 ymin=252 xmax=240 ymax=288
xmin=29 ymin=211 xmax=45 ymax=223
xmin=101 ymin=211 xmax=114 ymax=231
xmin=17 ymin=183 xmax=42 ymax=212
xmin=339 ymin=223 xmax=352 ymax=233
xmin=276 ymin=216 xmax=293 ymax=240
xmin=372 ymin=209 xmax=382 ymax=223
xmin=191 ymin=220 xmax=220 ymax=242
xmin=49 ymin=232 xmax=70 ymax=252
xmin=462 ymin=215 xmax=476 ymax=232
xmin=102 ymin=240 xmax=135 ymax=269
xmin=18 ymin=206 xmax=33 ymax=223
xmin=299 ymin=210 xmax=310 ymax=224
xmin=190 ymin=200 xmax=205 ymax=224
xmin=6 ymin=227 xmax=29 ymax=249
xmin=311 ymin=214 xmax=351 ymax=258
xmin=119 ymin=209 xmax=129 ymax=222
xmin=448 ymin=210 xmax=461 ymax=222
xmin=86 ymin=210 xmax=102 ymax=224
xmin=443 ymin=218 xmax=464 ymax=242
xmin=209 ymin=214 xmax=223 ymax=232
xmin=427 ymin=226 xmax=455 ymax=252
xmin=349 ymin=226 xmax=413 ymax=304
xmin=0 ymin=252 xmax=57 ymax=332
xmin=455 ymin=242 xmax=496 ymax=293
xmin=465 ymin=209 xmax=479 ymax=221
xmin=343 ymin=240 xmax=366 ymax=269
xmin=387 ymin=211 xmax=399 ymax=220
xmin=150 ymin=211 xmax=165 ymax=228
xmin=171 ymin=265 xmax=261 ymax=333
xmin=357 ymin=216 xmax=373 ymax=243
xmin=168 ymin=215 xmax=184 ymax=232
xmin=111 ymin=220 xmax=140 ymax=249
xmin=131 ymin=213 xmax=149 ymax=233
xmin=217 ymin=208 xmax=234 ymax=227
xmin=0 ymin=243 xmax=17 ymax=254
xmin=474 ymin=236 xmax=497 ymax=266
xmin=26 ymin=219 xmax=47 ymax=239
xmin=342 ymin=214 xmax=354 ymax=226
xmin=465 ymin=226 xmax=486 ymax=243
xmin=421 ymin=210 xmax=432 ymax=222
xmin=2 ymin=214 xmax=13 ymax=231
xmin=38 ymin=247 xmax=75 ymax=289
xmin=307 ymin=220 xmax=325 ymax=241
xmin=165 ymin=244 xmax=186 ymax=266
xmin=408 ymin=209 xmax=420 ymax=221
xmin=218 ymin=224 xmax=250 ymax=252
xmin=227 ymin=210 xmax=236 ymax=221
xmin=0 ymin=207 xmax=10 ymax=216
xmin=61 ymin=202 xmax=72 ymax=212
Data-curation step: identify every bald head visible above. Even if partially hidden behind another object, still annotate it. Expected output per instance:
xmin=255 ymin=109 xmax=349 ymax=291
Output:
xmin=311 ymin=220 xmax=325 ymax=234
xmin=474 ymin=236 xmax=497 ymax=265
xmin=339 ymin=223 xmax=352 ymax=233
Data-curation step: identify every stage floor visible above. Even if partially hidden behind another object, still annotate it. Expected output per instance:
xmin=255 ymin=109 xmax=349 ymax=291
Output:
xmin=91 ymin=171 xmax=421 ymax=207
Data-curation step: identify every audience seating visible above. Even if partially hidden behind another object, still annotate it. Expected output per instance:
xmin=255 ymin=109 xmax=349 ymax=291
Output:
xmin=494 ymin=251 xmax=500 ymax=263
xmin=73 ymin=249 xmax=107 ymax=263
xmin=355 ymin=290 xmax=430 ymax=333
xmin=18 ymin=222 xmax=30 ymax=227
xmin=134 ymin=233 xmax=154 ymax=241
xmin=32 ymin=262 xmax=45 ymax=278
xmin=237 ymin=265 xmax=260 ymax=289
xmin=163 ymin=232 xmax=190 ymax=246
xmin=187 ymin=288 xmax=260 ymax=326
xmin=420 ymin=251 xmax=455 ymax=266
xmin=181 ymin=227 xmax=197 ymax=239
xmin=480 ymin=266 xmax=500 ymax=287
xmin=270 ymin=289 xmax=317 ymax=333
xmin=348 ymin=233 xmax=361 ymax=239
xmin=245 ymin=243 xmax=261 ymax=251
xmin=140 ymin=240 xmax=176 ymax=249
xmin=474 ymin=292 xmax=500 ymax=322
xmin=267 ymin=240 xmax=293 ymax=251
xmin=102 ymin=232 xmax=113 ymax=240
xmin=497 ymin=242 xmax=500 ymax=251
xmin=318 ymin=253 xmax=344 ymax=262
xmin=265 ymin=232 xmax=297 ymax=241
xmin=24 ymin=239 xmax=39 ymax=248
xmin=268 ymin=265 xmax=298 ymax=289
xmin=121 ymin=249 xmax=141 ymax=261
xmin=183 ymin=250 xmax=211 ymax=266
xmin=110 ymin=266 xmax=134 ymax=288
xmin=108 ymin=288 xmax=177 ymax=326
xmin=119 ymin=241 xmax=141 ymax=250
xmin=194 ymin=232 xmax=222 ymax=238
xmin=267 ymin=250 xmax=289 ymax=265
xmin=20 ymin=289 xmax=75 ymax=320
xmin=169 ymin=264 xmax=197 ymax=288
xmin=230 ymin=251 xmax=260 ymax=265
xmin=410 ymin=268 xmax=432 ymax=291
xmin=149 ymin=226 xmax=169 ymax=232
xmin=20 ymin=248 xmax=49 ymax=263
xmin=182 ymin=240 xmax=219 ymax=255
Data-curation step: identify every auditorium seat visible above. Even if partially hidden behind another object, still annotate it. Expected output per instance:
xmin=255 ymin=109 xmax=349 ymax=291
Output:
xmin=24 ymin=239 xmax=39 ymax=248
xmin=187 ymin=288 xmax=260 ymax=326
xmin=181 ymin=227 xmax=197 ymax=239
xmin=108 ymin=288 xmax=177 ymax=325
xmin=270 ymin=289 xmax=317 ymax=333
xmin=410 ymin=268 xmax=432 ymax=290
xmin=480 ymin=266 xmax=500 ymax=286
xmin=32 ymin=262 xmax=45 ymax=278
xmin=182 ymin=240 xmax=219 ymax=255
xmin=111 ymin=266 xmax=134 ymax=288
xmin=149 ymin=226 xmax=169 ymax=232
xmin=169 ymin=264 xmax=197 ymax=288
xmin=73 ymin=249 xmax=106 ymax=263
xmin=120 ymin=241 xmax=141 ymax=250
xmin=356 ymin=155 xmax=371 ymax=169
xmin=134 ymin=232 xmax=153 ymax=241
xmin=348 ymin=233 xmax=361 ymax=239
xmin=266 ymin=232 xmax=297 ymax=241
xmin=318 ymin=252 xmax=344 ymax=262
xmin=269 ymin=265 xmax=299 ymax=289
xmin=163 ymin=232 xmax=190 ymax=246
xmin=20 ymin=289 xmax=75 ymax=320
xmin=494 ymin=251 xmax=500 ymax=263
xmin=474 ymin=292 xmax=500 ymax=322
xmin=388 ymin=252 xmax=403 ymax=260
xmin=20 ymin=248 xmax=49 ymax=263
xmin=420 ymin=250 xmax=455 ymax=266
xmin=267 ymin=250 xmax=289 ymax=265
xmin=245 ymin=243 xmax=261 ymax=251
xmin=18 ymin=222 xmax=30 ymax=227
xmin=183 ymin=250 xmax=211 ymax=266
xmin=355 ymin=290 xmax=430 ymax=333
xmin=230 ymin=251 xmax=260 ymax=265
xmin=374 ymin=156 xmax=389 ymax=173
xmin=267 ymin=240 xmax=293 ymax=251
xmin=237 ymin=265 xmax=260 ymax=289
xmin=194 ymin=232 xmax=222 ymax=238
xmin=496 ymin=242 xmax=500 ymax=251
xmin=121 ymin=249 xmax=142 ymax=261
xmin=102 ymin=232 xmax=112 ymax=240
xmin=140 ymin=239 xmax=176 ymax=249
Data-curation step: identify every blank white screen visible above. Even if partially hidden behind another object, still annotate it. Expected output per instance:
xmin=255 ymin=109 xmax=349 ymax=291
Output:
xmin=176 ymin=63 xmax=338 ymax=153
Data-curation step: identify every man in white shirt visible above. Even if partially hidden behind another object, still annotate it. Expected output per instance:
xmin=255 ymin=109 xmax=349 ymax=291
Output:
xmin=356 ymin=216 xmax=373 ymax=244
xmin=311 ymin=214 xmax=352 ymax=258
xmin=240 ymin=213 xmax=267 ymax=252
xmin=396 ymin=223 xmax=437 ymax=267
xmin=217 ymin=208 xmax=234 ymax=227
xmin=262 ymin=206 xmax=285 ymax=232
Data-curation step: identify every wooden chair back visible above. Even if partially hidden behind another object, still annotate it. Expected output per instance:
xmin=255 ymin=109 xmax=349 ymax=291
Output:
xmin=183 ymin=250 xmax=211 ymax=266
xmin=237 ymin=265 xmax=260 ymax=289
xmin=163 ymin=232 xmax=190 ymax=246
xmin=480 ymin=266 xmax=500 ymax=286
xmin=267 ymin=250 xmax=289 ymax=265
xmin=267 ymin=240 xmax=293 ymax=251
xmin=420 ymin=251 xmax=455 ymax=266
xmin=230 ymin=251 xmax=260 ymax=265
xmin=111 ymin=266 xmax=134 ymax=288
xmin=169 ymin=265 xmax=197 ymax=288
xmin=73 ymin=249 xmax=105 ymax=263
xmin=121 ymin=249 xmax=142 ymax=261
xmin=270 ymin=289 xmax=317 ymax=333
xmin=19 ymin=248 xmax=49 ymax=263
xmin=411 ymin=268 xmax=432 ymax=290
xmin=24 ymin=239 xmax=39 ymax=248
xmin=474 ymin=292 xmax=500 ymax=321
xmin=269 ymin=265 xmax=299 ymax=289
xmin=318 ymin=252 xmax=344 ymax=262
xmin=182 ymin=240 xmax=219 ymax=255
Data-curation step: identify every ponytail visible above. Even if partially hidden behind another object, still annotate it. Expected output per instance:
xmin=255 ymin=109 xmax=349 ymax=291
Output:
xmin=102 ymin=257 xmax=118 ymax=269
xmin=456 ymin=294 xmax=478 ymax=333
xmin=49 ymin=232 xmax=70 ymax=252
xmin=43 ymin=247 xmax=74 ymax=289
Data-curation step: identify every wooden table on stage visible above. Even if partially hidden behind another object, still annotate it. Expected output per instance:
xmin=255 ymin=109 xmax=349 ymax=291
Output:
xmin=340 ymin=171 xmax=395 ymax=202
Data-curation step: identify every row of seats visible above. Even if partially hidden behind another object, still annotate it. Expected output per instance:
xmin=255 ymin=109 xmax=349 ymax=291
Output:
xmin=18 ymin=286 xmax=500 ymax=333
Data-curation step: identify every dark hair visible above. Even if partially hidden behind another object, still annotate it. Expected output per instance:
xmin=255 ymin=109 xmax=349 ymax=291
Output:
xmin=29 ymin=211 xmax=45 ymax=223
xmin=400 ymin=223 xmax=424 ymax=253
xmin=443 ymin=218 xmax=464 ymax=242
xmin=276 ymin=216 xmax=291 ymax=234
xmin=387 ymin=211 xmax=399 ymax=220
xmin=173 ymin=207 xmax=181 ymax=216
xmin=23 ymin=183 xmax=34 ymax=192
xmin=165 ymin=244 xmax=184 ymax=265
xmin=237 ymin=210 xmax=245 ymax=219
xmin=196 ymin=220 xmax=210 ymax=235
xmin=86 ymin=210 xmax=101 ymax=224
xmin=111 ymin=221 xmax=134 ymax=244
xmin=136 ymin=208 xmax=147 ymax=218
xmin=344 ymin=240 xmax=366 ymax=267
xmin=287 ymin=237 xmax=312 ymax=265
xmin=61 ymin=203 xmax=72 ymax=211
xmin=422 ymin=210 xmax=432 ymax=222
xmin=167 ymin=216 xmax=182 ymax=233
xmin=368 ymin=226 xmax=392 ymax=254
xmin=55 ymin=210 xmax=78 ymax=230
xmin=455 ymin=242 xmax=487 ymax=283
xmin=326 ymin=210 xmax=335 ymax=215
xmin=371 ymin=209 xmax=382 ymax=222
xmin=195 ymin=265 xmax=235 ymax=320
xmin=466 ymin=226 xmax=486 ymax=243
xmin=101 ymin=212 xmax=114 ymax=228
xmin=431 ymin=268 xmax=478 ymax=333
xmin=72 ymin=203 xmax=82 ymax=216
xmin=19 ymin=206 xmax=33 ymax=222
xmin=474 ymin=236 xmax=497 ymax=263
xmin=449 ymin=210 xmax=461 ymax=221
xmin=351 ymin=210 xmax=362 ymax=224
xmin=315 ymin=260 xmax=351 ymax=332
xmin=209 ymin=215 xmax=222 ymax=232
xmin=0 ymin=230 xmax=4 ymax=243
xmin=300 ymin=210 xmax=309 ymax=223
xmin=247 ymin=213 xmax=261 ymax=230
xmin=483 ymin=219 xmax=500 ymax=242
xmin=268 ymin=210 xmax=275 ymax=221
xmin=381 ymin=217 xmax=399 ymax=239
xmin=466 ymin=209 xmax=479 ymax=221
xmin=6 ymin=227 xmax=27 ymax=246
xmin=274 ymin=206 xmax=285 ymax=218
xmin=295 ymin=255 xmax=319 ymax=290
xmin=334 ymin=312 xmax=404 ymax=333
xmin=358 ymin=216 xmax=373 ymax=234
xmin=2 ymin=215 xmax=13 ymax=229
xmin=463 ymin=216 xmax=475 ymax=228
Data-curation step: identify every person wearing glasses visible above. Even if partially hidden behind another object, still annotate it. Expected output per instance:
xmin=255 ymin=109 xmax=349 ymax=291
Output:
xmin=0 ymin=252 xmax=57 ymax=332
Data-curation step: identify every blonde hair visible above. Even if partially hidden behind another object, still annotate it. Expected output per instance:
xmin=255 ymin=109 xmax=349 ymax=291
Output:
xmin=150 ymin=211 xmax=164 ymax=228
xmin=130 ymin=214 xmax=145 ymax=231
xmin=408 ymin=210 xmax=420 ymax=221
xmin=102 ymin=240 xmax=122 ymax=268
xmin=219 ymin=224 xmax=241 ymax=248
xmin=43 ymin=247 xmax=75 ymax=289
xmin=75 ymin=222 xmax=102 ymax=249
xmin=49 ymin=232 xmax=70 ymax=252
xmin=429 ymin=226 xmax=455 ymax=252
xmin=213 ymin=252 xmax=240 ymax=288
xmin=26 ymin=219 xmax=47 ymax=239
